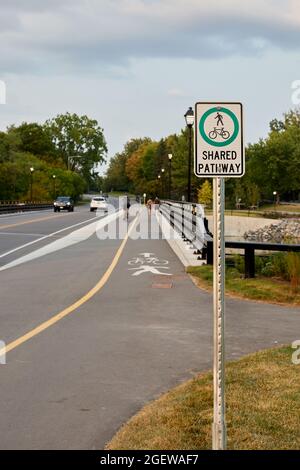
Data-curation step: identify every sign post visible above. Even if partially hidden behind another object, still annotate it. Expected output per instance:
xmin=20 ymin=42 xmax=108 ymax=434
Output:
xmin=194 ymin=102 xmax=244 ymax=450
xmin=212 ymin=176 xmax=226 ymax=450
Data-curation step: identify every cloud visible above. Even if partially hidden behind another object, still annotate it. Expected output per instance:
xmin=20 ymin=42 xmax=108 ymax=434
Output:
xmin=0 ymin=0 xmax=300 ymax=75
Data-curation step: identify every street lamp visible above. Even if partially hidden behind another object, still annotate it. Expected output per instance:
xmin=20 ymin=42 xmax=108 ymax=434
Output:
xmin=143 ymin=193 xmax=146 ymax=205
xmin=157 ymin=174 xmax=161 ymax=198
xmin=53 ymin=175 xmax=56 ymax=199
xmin=184 ymin=106 xmax=194 ymax=202
xmin=161 ymin=168 xmax=165 ymax=199
xmin=273 ymin=191 xmax=277 ymax=210
xmin=168 ymin=154 xmax=172 ymax=199
xmin=30 ymin=167 xmax=34 ymax=201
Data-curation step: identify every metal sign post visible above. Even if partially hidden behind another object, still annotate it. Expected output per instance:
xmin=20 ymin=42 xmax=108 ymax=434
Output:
xmin=194 ymin=102 xmax=244 ymax=450
xmin=212 ymin=177 xmax=226 ymax=450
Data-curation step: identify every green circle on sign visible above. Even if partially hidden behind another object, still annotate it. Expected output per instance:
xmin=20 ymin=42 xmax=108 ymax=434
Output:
xmin=199 ymin=107 xmax=239 ymax=147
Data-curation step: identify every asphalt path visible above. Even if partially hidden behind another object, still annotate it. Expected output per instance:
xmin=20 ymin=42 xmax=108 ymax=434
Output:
xmin=0 ymin=206 xmax=299 ymax=449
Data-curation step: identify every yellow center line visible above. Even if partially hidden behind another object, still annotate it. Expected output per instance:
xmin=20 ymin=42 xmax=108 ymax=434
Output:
xmin=0 ymin=213 xmax=71 ymax=230
xmin=0 ymin=216 xmax=138 ymax=358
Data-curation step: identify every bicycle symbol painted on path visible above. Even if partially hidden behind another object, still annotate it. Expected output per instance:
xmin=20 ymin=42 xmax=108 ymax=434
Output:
xmin=128 ymin=253 xmax=172 ymax=276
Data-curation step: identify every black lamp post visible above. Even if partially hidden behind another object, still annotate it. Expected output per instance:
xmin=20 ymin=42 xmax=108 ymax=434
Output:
xmin=168 ymin=154 xmax=172 ymax=200
xmin=158 ymin=174 xmax=161 ymax=198
xmin=273 ymin=191 xmax=277 ymax=211
xmin=30 ymin=167 xmax=34 ymax=201
xmin=53 ymin=175 xmax=56 ymax=199
xmin=184 ymin=106 xmax=194 ymax=202
xmin=161 ymin=168 xmax=165 ymax=199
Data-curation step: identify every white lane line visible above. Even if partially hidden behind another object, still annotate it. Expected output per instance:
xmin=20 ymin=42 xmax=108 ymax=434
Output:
xmin=0 ymin=210 xmax=52 ymax=219
xmin=0 ymin=232 xmax=46 ymax=237
xmin=0 ymin=215 xmax=103 ymax=259
xmin=0 ymin=211 xmax=121 ymax=271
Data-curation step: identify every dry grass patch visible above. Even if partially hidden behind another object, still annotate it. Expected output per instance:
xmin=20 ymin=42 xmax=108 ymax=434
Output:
xmin=106 ymin=347 xmax=300 ymax=450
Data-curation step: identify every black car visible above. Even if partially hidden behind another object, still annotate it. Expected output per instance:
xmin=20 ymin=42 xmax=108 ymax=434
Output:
xmin=53 ymin=196 xmax=74 ymax=212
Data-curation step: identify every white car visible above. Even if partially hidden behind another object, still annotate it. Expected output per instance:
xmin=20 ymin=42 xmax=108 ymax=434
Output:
xmin=90 ymin=196 xmax=108 ymax=212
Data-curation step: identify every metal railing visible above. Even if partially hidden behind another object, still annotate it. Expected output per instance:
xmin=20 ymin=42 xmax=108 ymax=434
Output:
xmin=0 ymin=201 xmax=53 ymax=214
xmin=207 ymin=239 xmax=300 ymax=278
xmin=159 ymin=201 xmax=300 ymax=276
xmin=159 ymin=200 xmax=209 ymax=256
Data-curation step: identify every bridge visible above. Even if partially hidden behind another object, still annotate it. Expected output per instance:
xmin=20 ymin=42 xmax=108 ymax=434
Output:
xmin=0 ymin=199 xmax=298 ymax=449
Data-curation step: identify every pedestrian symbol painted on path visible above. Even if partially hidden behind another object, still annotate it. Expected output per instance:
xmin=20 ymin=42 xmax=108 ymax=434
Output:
xmin=194 ymin=102 xmax=244 ymax=177
xmin=129 ymin=265 xmax=171 ymax=276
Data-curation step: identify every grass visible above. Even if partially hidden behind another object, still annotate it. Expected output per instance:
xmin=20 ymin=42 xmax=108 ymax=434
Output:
xmin=205 ymin=206 xmax=300 ymax=218
xmin=260 ymin=203 xmax=300 ymax=213
xmin=205 ymin=209 xmax=265 ymax=218
xmin=108 ymin=191 xmax=135 ymax=197
xmin=187 ymin=265 xmax=300 ymax=306
xmin=106 ymin=346 xmax=300 ymax=450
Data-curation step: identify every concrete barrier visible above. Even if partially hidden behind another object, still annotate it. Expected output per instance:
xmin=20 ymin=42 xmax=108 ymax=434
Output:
xmin=206 ymin=215 xmax=281 ymax=239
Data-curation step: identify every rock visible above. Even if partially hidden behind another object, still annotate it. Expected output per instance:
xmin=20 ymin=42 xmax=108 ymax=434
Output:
xmin=244 ymin=219 xmax=300 ymax=243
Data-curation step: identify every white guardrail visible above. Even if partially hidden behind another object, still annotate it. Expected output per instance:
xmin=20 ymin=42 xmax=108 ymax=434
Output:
xmin=159 ymin=200 xmax=212 ymax=258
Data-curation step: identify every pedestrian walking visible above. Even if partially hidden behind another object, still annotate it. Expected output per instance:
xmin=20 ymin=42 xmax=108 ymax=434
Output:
xmin=123 ymin=195 xmax=131 ymax=220
xmin=146 ymin=198 xmax=153 ymax=214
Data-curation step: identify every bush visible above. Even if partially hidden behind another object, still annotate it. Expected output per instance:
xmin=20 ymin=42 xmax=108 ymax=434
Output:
xmin=233 ymin=254 xmax=244 ymax=274
xmin=261 ymin=261 xmax=274 ymax=277
xmin=270 ymin=253 xmax=289 ymax=280
xmin=226 ymin=253 xmax=299 ymax=292
xmin=229 ymin=253 xmax=290 ymax=279
xmin=286 ymin=252 xmax=300 ymax=292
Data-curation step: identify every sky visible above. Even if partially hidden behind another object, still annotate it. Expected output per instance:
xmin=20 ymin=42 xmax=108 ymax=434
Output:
xmin=0 ymin=0 xmax=300 ymax=174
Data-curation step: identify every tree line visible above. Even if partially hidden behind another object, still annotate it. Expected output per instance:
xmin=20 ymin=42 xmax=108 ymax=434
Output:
xmin=102 ymin=109 xmax=300 ymax=207
xmin=0 ymin=113 xmax=107 ymax=201
xmin=1 ymin=108 xmax=299 ymax=206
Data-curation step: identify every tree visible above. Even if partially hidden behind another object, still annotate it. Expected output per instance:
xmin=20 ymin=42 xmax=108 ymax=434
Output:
xmin=0 ymin=129 xmax=21 ymax=162
xmin=105 ymin=152 xmax=129 ymax=192
xmin=104 ymin=138 xmax=152 ymax=193
xmin=9 ymin=122 xmax=55 ymax=161
xmin=100 ymin=108 xmax=300 ymax=204
xmin=198 ymin=180 xmax=213 ymax=207
xmin=45 ymin=113 xmax=107 ymax=173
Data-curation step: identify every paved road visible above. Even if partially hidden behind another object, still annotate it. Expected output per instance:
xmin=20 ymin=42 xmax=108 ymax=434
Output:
xmin=0 ymin=205 xmax=299 ymax=449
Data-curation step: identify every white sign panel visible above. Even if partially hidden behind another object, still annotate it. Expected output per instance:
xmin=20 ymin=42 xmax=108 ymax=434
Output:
xmin=194 ymin=102 xmax=244 ymax=177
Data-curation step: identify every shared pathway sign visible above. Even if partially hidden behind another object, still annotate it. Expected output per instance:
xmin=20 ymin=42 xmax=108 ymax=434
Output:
xmin=194 ymin=101 xmax=244 ymax=450
xmin=194 ymin=102 xmax=244 ymax=177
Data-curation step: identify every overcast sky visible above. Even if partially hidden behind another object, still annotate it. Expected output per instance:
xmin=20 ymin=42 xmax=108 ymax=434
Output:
xmin=0 ymin=0 xmax=299 ymax=173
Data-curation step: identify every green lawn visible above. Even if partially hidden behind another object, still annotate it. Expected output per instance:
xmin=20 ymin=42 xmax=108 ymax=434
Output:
xmin=187 ymin=265 xmax=300 ymax=306
xmin=108 ymin=191 xmax=135 ymax=197
xmin=106 ymin=346 xmax=300 ymax=450
xmin=260 ymin=203 xmax=300 ymax=213
xmin=205 ymin=206 xmax=300 ymax=218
